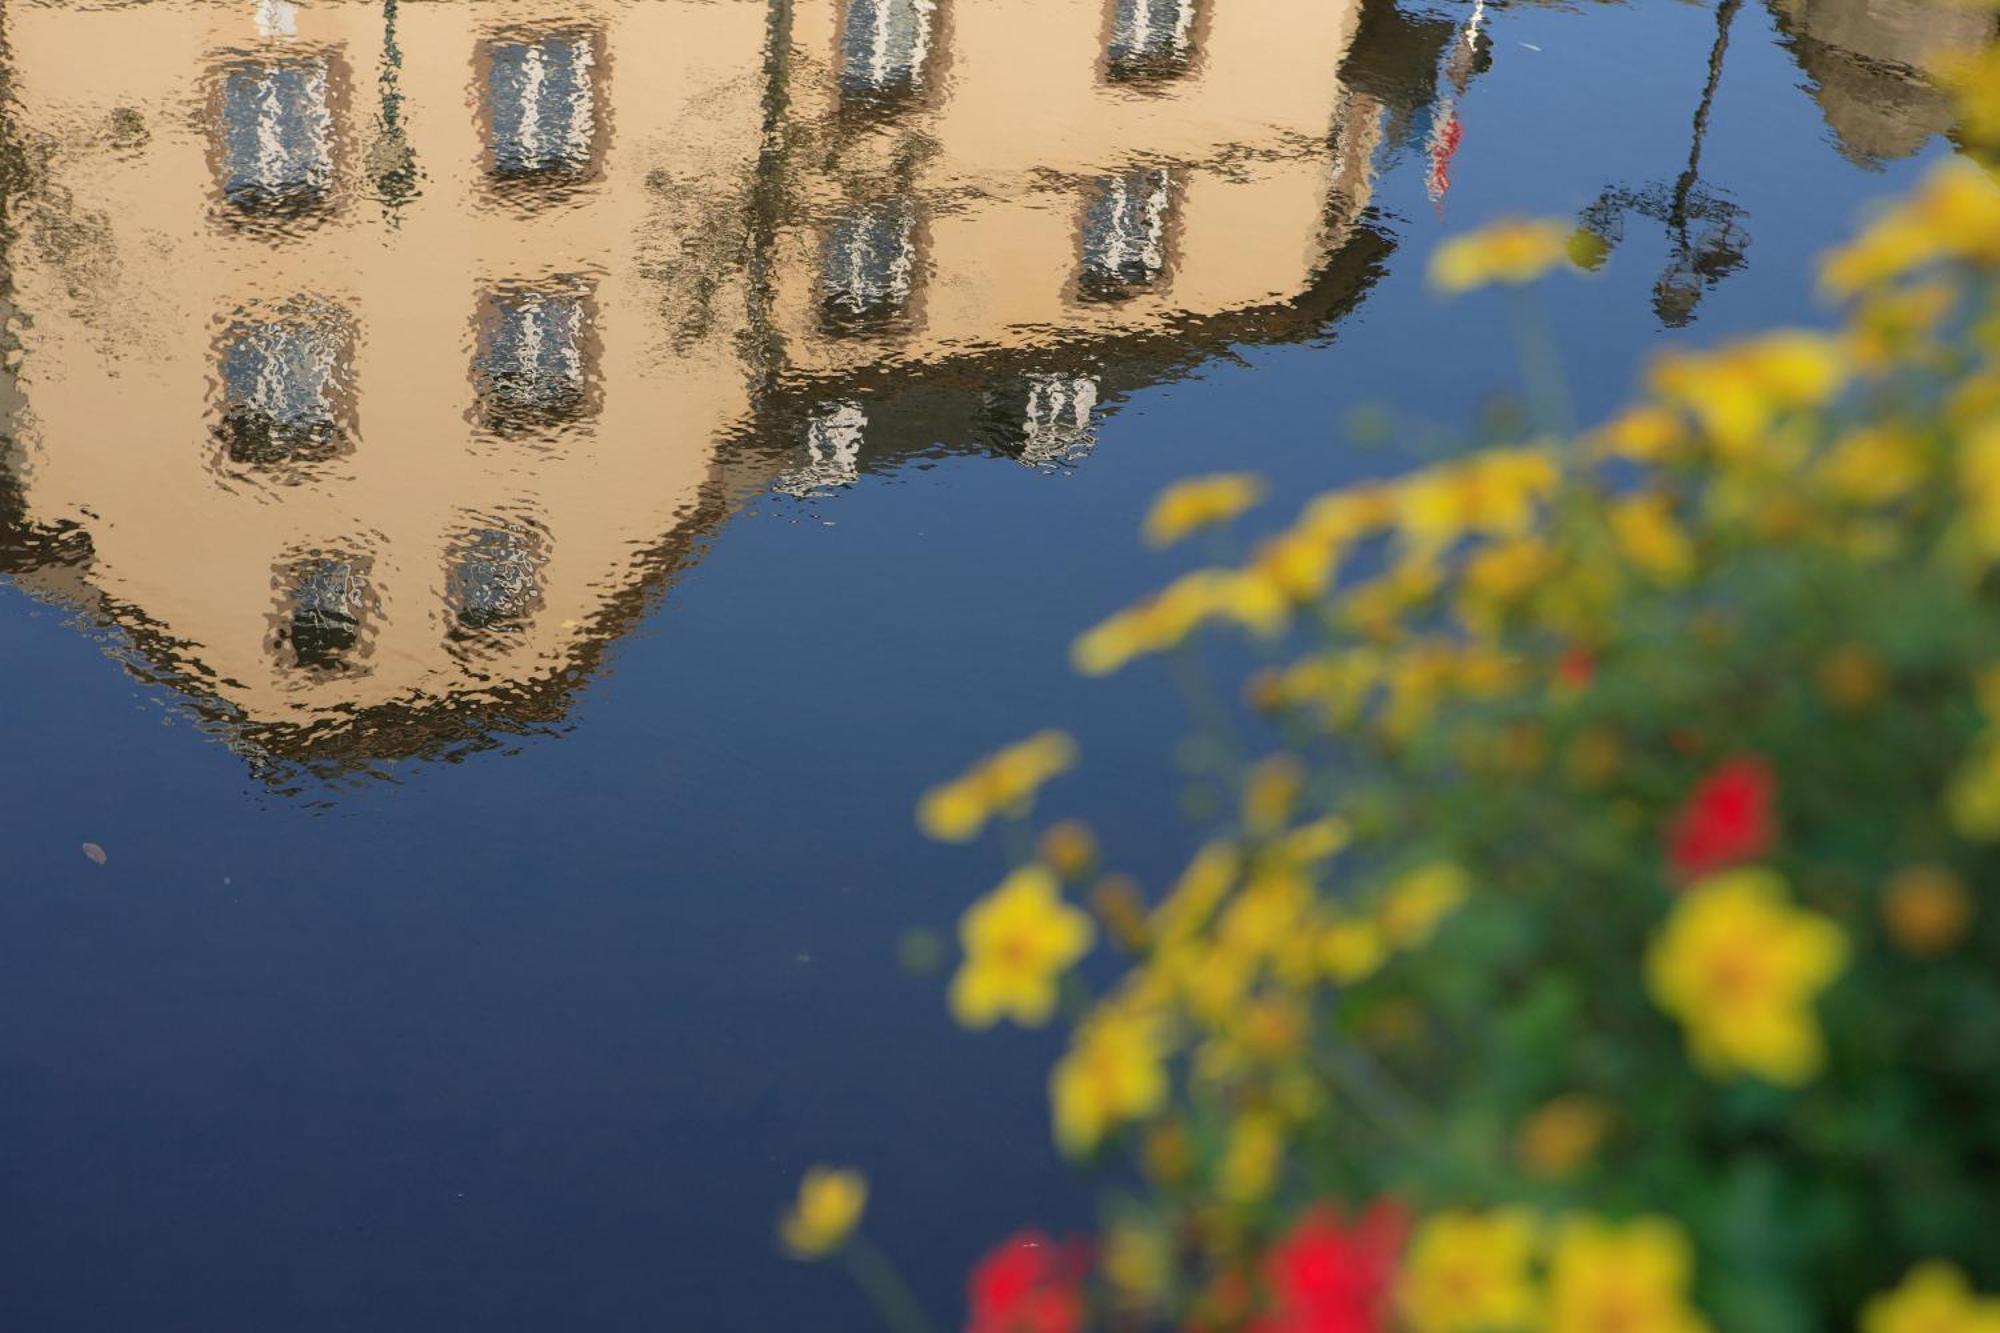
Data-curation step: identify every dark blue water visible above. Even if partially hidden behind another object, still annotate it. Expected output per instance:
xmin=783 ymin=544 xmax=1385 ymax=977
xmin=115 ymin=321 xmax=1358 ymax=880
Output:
xmin=0 ymin=0 xmax=1986 ymax=1327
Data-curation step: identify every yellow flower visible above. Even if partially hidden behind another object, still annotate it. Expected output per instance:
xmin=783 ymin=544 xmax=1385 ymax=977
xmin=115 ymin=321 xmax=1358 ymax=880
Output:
xmin=1946 ymin=47 xmax=2000 ymax=153
xmin=1399 ymin=1208 xmax=1541 ymax=1333
xmin=1394 ymin=449 xmax=1558 ymax=556
xmin=1609 ymin=494 xmax=1696 ymax=585
xmin=1217 ymin=568 xmax=1293 ymax=637
xmin=1456 ymin=644 xmax=1524 ymax=699
xmin=1144 ymin=473 xmax=1266 ymax=547
xmin=1517 ymin=1095 xmax=1612 ymax=1180
xmin=1345 ymin=556 xmax=1446 ymax=639
xmin=778 ymin=1166 xmax=867 ymax=1259
xmin=1244 ymin=755 xmax=1307 ymax=834
xmin=1591 ymin=405 xmax=1688 ymax=463
xmin=1218 ymin=869 xmax=1314 ymax=967
xmin=1958 ymin=419 xmax=2000 ymax=559
xmin=1051 ymin=1004 xmax=1168 ymax=1155
xmin=1547 ymin=1216 xmax=1710 ymax=1333
xmin=1218 ymin=1109 xmax=1285 ymax=1203
xmin=1246 ymin=526 xmax=1341 ymax=604
xmin=1103 ymin=1220 xmax=1172 ymax=1312
xmin=1882 ymin=864 xmax=1974 ymax=957
xmin=1379 ymin=861 xmax=1470 ymax=948
xmin=1817 ymin=644 xmax=1888 ymax=712
xmin=1152 ymin=841 xmax=1241 ymax=944
xmin=950 ymin=865 xmax=1095 ymax=1029
xmin=1949 ymin=741 xmax=2000 ymax=840
xmin=1648 ymin=332 xmax=1848 ymax=455
xmin=1238 ymin=994 xmax=1308 ymax=1062
xmin=1818 ymin=426 xmax=1929 ymax=505
xmin=1467 ymin=448 xmax=1561 ymax=536
xmin=1973 ymin=664 xmax=2000 ymax=722
xmin=1382 ymin=647 xmax=1458 ymax=741
xmin=1088 ymin=874 xmax=1151 ymax=952
xmin=1464 ymin=537 xmax=1559 ymax=606
xmin=1644 ymin=868 xmax=1848 ymax=1086
xmin=1173 ymin=942 xmax=1251 ymax=1031
xmin=1322 ymin=914 xmax=1387 ymax=983
xmin=917 ymin=731 xmax=1078 ymax=842
xmin=1864 ymin=1262 xmax=2000 ymax=1333
xmin=1038 ymin=820 xmax=1099 ymax=881
xmin=1280 ymin=815 xmax=1352 ymax=865
xmin=1072 ymin=569 xmax=1244 ymax=675
xmin=1300 ymin=485 xmax=1398 ymax=547
xmin=1823 ymin=162 xmax=2000 ymax=296
xmin=1273 ymin=649 xmax=1384 ymax=728
xmin=1430 ymin=218 xmax=1578 ymax=293
xmin=1846 ymin=281 xmax=1956 ymax=372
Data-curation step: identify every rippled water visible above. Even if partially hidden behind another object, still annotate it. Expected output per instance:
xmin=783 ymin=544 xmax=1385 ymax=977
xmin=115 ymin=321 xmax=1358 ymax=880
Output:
xmin=0 ymin=0 xmax=1990 ymax=1326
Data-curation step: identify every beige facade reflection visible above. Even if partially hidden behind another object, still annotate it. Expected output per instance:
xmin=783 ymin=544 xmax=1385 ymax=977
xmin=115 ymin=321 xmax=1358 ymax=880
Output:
xmin=0 ymin=0 xmax=1408 ymax=768
xmin=1771 ymin=0 xmax=1999 ymax=162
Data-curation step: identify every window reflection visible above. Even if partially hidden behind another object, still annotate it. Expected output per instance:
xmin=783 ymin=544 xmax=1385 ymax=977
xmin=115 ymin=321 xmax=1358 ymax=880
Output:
xmin=775 ymin=401 xmax=867 ymax=497
xmin=445 ymin=520 xmax=545 ymax=638
xmin=216 ymin=53 xmax=336 ymax=214
xmin=278 ymin=553 xmax=369 ymax=671
xmin=1079 ymin=167 xmax=1172 ymax=301
xmin=473 ymin=280 xmax=596 ymax=433
xmin=820 ymin=198 xmax=920 ymax=333
xmin=1106 ymin=0 xmax=1197 ymax=82
xmin=839 ymin=0 xmax=937 ymax=105
xmin=215 ymin=301 xmax=352 ymax=467
xmin=989 ymin=374 xmax=1099 ymax=468
xmin=482 ymin=28 xmax=601 ymax=190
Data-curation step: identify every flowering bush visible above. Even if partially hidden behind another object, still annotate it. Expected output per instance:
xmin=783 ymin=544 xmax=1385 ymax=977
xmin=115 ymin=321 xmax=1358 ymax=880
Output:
xmin=783 ymin=71 xmax=2000 ymax=1333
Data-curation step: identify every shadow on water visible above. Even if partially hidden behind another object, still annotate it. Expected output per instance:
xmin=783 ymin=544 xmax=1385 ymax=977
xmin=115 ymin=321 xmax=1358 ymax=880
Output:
xmin=0 ymin=0 xmax=1991 ymax=793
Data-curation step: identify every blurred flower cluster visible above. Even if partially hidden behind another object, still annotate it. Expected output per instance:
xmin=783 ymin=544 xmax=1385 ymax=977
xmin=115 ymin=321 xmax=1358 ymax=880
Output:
xmin=783 ymin=64 xmax=2000 ymax=1333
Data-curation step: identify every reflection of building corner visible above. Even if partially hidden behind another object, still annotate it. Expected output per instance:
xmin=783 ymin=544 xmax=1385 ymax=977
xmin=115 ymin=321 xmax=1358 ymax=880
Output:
xmin=0 ymin=0 xmax=1434 ymax=779
xmin=1769 ymin=0 xmax=1999 ymax=165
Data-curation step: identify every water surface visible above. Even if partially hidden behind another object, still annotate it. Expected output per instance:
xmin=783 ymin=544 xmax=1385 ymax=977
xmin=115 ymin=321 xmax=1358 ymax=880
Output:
xmin=0 ymin=0 xmax=1991 ymax=1326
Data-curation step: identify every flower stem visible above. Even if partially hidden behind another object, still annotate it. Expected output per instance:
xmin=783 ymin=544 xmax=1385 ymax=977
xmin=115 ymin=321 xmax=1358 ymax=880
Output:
xmin=1509 ymin=286 xmax=1575 ymax=443
xmin=842 ymin=1235 xmax=938 ymax=1333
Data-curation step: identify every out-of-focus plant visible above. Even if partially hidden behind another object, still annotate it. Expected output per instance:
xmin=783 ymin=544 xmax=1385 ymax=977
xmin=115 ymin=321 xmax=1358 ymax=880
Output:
xmin=784 ymin=66 xmax=2000 ymax=1333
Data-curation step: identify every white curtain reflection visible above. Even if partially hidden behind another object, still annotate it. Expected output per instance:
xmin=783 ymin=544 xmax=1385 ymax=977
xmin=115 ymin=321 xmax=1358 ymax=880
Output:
xmin=218 ymin=56 xmax=334 ymax=211
xmin=487 ymin=31 xmax=598 ymax=181
xmin=1080 ymin=168 xmax=1172 ymax=299
xmin=775 ymin=402 xmax=867 ymax=496
xmin=839 ymin=0 xmax=937 ymax=102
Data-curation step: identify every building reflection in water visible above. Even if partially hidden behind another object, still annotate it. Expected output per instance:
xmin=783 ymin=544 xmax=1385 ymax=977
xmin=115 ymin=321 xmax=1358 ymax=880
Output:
xmin=445 ymin=519 xmax=546 ymax=641
xmin=277 ymin=551 xmax=371 ymax=672
xmin=838 ymin=0 xmax=937 ymax=105
xmin=1079 ymin=168 xmax=1174 ymax=301
xmin=215 ymin=298 xmax=354 ymax=467
xmin=820 ymin=197 xmax=921 ymax=332
xmin=1107 ymin=0 xmax=1199 ymax=82
xmin=482 ymin=26 xmax=602 ymax=189
xmin=986 ymin=375 xmax=1101 ymax=470
xmin=0 ymin=0 xmax=1474 ymax=778
xmin=775 ymin=402 xmax=868 ymax=498
xmin=473 ymin=279 xmax=597 ymax=433
xmin=1769 ymin=0 xmax=2000 ymax=165
xmin=215 ymin=51 xmax=337 ymax=213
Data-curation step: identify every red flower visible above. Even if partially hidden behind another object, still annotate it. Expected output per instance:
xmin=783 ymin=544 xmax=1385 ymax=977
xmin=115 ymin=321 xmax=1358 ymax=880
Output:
xmin=966 ymin=1231 xmax=1085 ymax=1333
xmin=1250 ymin=1200 xmax=1407 ymax=1333
xmin=1556 ymin=645 xmax=1596 ymax=690
xmin=1666 ymin=756 xmax=1776 ymax=879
